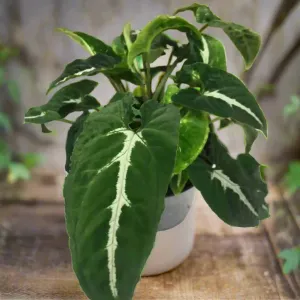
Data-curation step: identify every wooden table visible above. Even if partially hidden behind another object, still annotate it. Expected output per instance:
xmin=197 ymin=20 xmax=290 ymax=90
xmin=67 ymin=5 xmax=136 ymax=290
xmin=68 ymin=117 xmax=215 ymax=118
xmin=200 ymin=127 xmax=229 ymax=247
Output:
xmin=0 ymin=186 xmax=299 ymax=299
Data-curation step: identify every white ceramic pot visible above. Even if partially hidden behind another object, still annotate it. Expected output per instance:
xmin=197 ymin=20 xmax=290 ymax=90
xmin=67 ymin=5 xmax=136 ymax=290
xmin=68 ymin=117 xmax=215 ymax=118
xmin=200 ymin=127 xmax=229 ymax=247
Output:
xmin=142 ymin=188 xmax=196 ymax=276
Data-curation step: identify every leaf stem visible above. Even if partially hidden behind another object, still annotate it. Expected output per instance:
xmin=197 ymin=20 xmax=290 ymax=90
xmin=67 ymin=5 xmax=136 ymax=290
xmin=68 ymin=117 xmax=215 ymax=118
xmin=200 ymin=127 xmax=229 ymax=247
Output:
xmin=108 ymin=77 xmax=121 ymax=92
xmin=143 ymin=54 xmax=152 ymax=98
xmin=199 ymin=24 xmax=209 ymax=33
xmin=153 ymin=58 xmax=180 ymax=102
xmin=59 ymin=119 xmax=74 ymax=125
xmin=212 ymin=117 xmax=222 ymax=123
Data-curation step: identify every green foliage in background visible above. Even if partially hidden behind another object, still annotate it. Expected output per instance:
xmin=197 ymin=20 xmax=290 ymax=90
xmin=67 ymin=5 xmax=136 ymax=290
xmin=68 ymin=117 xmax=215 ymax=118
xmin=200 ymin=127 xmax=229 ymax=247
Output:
xmin=0 ymin=43 xmax=41 ymax=183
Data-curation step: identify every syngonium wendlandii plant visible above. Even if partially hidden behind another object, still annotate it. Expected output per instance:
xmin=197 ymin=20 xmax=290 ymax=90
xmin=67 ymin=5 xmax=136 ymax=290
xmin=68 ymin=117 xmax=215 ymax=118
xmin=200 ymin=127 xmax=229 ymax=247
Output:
xmin=24 ymin=4 xmax=270 ymax=300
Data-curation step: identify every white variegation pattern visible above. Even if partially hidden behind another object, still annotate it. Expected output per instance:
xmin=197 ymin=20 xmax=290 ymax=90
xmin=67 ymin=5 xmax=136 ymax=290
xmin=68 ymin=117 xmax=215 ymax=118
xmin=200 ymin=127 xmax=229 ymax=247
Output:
xmin=24 ymin=111 xmax=46 ymax=120
xmin=63 ymin=99 xmax=82 ymax=104
xmin=200 ymin=36 xmax=209 ymax=64
xmin=57 ymin=67 xmax=96 ymax=86
xmin=97 ymin=128 xmax=146 ymax=298
xmin=204 ymin=90 xmax=263 ymax=126
xmin=211 ymin=168 xmax=258 ymax=217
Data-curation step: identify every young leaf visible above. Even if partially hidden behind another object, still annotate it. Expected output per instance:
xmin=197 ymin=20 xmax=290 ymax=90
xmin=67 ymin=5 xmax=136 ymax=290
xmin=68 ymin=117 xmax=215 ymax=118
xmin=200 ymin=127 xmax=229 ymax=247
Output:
xmin=174 ymin=63 xmax=267 ymax=135
xmin=170 ymin=170 xmax=189 ymax=195
xmin=47 ymin=54 xmax=141 ymax=93
xmin=174 ymin=110 xmax=209 ymax=174
xmin=279 ymin=247 xmax=300 ymax=274
xmin=188 ymin=133 xmax=269 ymax=227
xmin=65 ymin=112 xmax=89 ymax=172
xmin=57 ymin=28 xmax=116 ymax=56
xmin=25 ymin=80 xmax=99 ymax=124
xmin=127 ymin=15 xmax=203 ymax=69
xmin=7 ymin=80 xmax=20 ymax=104
xmin=174 ymin=4 xmax=261 ymax=69
xmin=64 ymin=99 xmax=180 ymax=300
xmin=162 ymin=84 xmax=180 ymax=104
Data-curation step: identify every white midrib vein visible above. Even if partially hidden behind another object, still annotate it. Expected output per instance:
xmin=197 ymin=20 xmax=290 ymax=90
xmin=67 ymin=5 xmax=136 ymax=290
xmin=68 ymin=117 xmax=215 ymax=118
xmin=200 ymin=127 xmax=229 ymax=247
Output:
xmin=204 ymin=90 xmax=262 ymax=126
xmin=200 ymin=36 xmax=209 ymax=64
xmin=97 ymin=128 xmax=145 ymax=298
xmin=211 ymin=169 xmax=258 ymax=217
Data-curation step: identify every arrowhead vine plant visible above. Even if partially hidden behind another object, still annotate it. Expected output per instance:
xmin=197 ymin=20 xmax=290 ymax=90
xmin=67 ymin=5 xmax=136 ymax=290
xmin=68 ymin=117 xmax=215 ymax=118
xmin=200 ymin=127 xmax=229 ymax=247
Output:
xmin=24 ymin=4 xmax=270 ymax=300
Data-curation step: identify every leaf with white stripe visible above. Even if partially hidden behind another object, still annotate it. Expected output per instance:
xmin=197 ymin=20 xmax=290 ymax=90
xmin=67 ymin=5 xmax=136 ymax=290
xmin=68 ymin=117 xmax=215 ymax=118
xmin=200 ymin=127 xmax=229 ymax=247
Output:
xmin=64 ymin=99 xmax=180 ymax=299
xmin=173 ymin=63 xmax=267 ymax=135
xmin=174 ymin=4 xmax=261 ymax=69
xmin=127 ymin=15 xmax=203 ymax=69
xmin=188 ymin=133 xmax=269 ymax=227
xmin=57 ymin=28 xmax=116 ymax=56
xmin=181 ymin=33 xmax=226 ymax=70
xmin=47 ymin=54 xmax=141 ymax=93
xmin=24 ymin=80 xmax=99 ymax=124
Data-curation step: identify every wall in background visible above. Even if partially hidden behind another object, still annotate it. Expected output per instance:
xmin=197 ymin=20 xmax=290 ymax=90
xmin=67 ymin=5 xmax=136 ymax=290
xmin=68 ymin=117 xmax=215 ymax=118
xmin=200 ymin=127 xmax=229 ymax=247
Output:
xmin=0 ymin=0 xmax=299 ymax=175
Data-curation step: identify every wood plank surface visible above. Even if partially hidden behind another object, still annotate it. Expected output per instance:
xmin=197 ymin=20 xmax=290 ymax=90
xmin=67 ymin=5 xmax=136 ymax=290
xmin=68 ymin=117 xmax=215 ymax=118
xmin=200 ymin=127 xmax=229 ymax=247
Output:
xmin=0 ymin=192 xmax=295 ymax=299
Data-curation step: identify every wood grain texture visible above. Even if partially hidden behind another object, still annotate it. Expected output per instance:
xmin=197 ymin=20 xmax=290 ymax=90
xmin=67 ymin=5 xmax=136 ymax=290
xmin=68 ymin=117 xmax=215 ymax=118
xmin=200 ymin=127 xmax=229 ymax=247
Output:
xmin=0 ymin=191 xmax=294 ymax=299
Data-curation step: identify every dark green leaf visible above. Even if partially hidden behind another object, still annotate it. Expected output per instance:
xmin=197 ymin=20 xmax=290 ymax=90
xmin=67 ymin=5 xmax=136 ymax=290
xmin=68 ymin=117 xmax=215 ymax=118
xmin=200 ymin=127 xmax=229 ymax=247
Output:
xmin=64 ymin=99 xmax=180 ymax=299
xmin=25 ymin=80 xmax=99 ymax=124
xmin=279 ymin=247 xmax=300 ymax=274
xmin=180 ymin=33 xmax=227 ymax=70
xmin=170 ymin=170 xmax=189 ymax=195
xmin=174 ymin=63 xmax=267 ymax=135
xmin=174 ymin=4 xmax=261 ymax=69
xmin=188 ymin=133 xmax=269 ymax=227
xmin=128 ymin=15 xmax=203 ymax=69
xmin=41 ymin=124 xmax=52 ymax=133
xmin=219 ymin=118 xmax=232 ymax=130
xmin=47 ymin=54 xmax=141 ymax=93
xmin=174 ymin=110 xmax=209 ymax=174
xmin=65 ymin=112 xmax=89 ymax=172
xmin=57 ymin=28 xmax=116 ymax=56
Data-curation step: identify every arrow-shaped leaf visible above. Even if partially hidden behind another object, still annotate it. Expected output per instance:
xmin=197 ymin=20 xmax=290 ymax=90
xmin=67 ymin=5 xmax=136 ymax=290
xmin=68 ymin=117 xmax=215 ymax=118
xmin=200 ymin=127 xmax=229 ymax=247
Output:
xmin=173 ymin=63 xmax=267 ymax=135
xmin=64 ymin=99 xmax=180 ymax=299
xmin=188 ymin=133 xmax=269 ymax=227
xmin=25 ymin=80 xmax=99 ymax=124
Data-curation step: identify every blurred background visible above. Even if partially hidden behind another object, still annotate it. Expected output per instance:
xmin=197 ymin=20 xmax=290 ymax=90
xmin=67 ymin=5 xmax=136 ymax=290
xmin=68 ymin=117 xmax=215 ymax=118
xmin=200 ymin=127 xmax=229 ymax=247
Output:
xmin=0 ymin=0 xmax=300 ymax=299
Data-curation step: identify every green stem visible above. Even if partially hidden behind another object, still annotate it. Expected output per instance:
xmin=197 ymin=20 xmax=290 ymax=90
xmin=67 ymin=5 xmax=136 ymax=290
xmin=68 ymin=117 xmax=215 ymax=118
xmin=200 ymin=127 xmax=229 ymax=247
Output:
xmin=153 ymin=58 xmax=180 ymax=102
xmin=212 ymin=117 xmax=222 ymax=123
xmin=143 ymin=54 xmax=152 ymax=98
xmin=199 ymin=24 xmax=209 ymax=33
xmin=59 ymin=119 xmax=74 ymax=125
xmin=108 ymin=77 xmax=121 ymax=92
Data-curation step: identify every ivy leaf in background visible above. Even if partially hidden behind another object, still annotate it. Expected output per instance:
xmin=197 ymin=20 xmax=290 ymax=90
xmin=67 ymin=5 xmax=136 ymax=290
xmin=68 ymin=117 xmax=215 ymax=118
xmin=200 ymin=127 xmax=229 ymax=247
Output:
xmin=65 ymin=112 xmax=89 ymax=172
xmin=285 ymin=161 xmax=300 ymax=194
xmin=174 ymin=63 xmax=267 ymax=135
xmin=0 ymin=68 xmax=5 ymax=86
xmin=173 ymin=110 xmax=209 ymax=174
xmin=279 ymin=247 xmax=300 ymax=274
xmin=7 ymin=162 xmax=30 ymax=184
xmin=0 ymin=112 xmax=12 ymax=131
xmin=64 ymin=98 xmax=180 ymax=300
xmin=57 ymin=28 xmax=116 ymax=56
xmin=21 ymin=152 xmax=43 ymax=170
xmin=25 ymin=80 xmax=99 ymax=124
xmin=284 ymin=95 xmax=300 ymax=118
xmin=174 ymin=4 xmax=261 ymax=69
xmin=188 ymin=133 xmax=269 ymax=227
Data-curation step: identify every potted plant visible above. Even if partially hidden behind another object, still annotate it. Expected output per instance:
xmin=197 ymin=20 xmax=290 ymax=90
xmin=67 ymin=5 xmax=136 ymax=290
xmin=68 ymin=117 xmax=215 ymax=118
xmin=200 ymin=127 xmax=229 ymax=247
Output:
xmin=24 ymin=4 xmax=269 ymax=300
